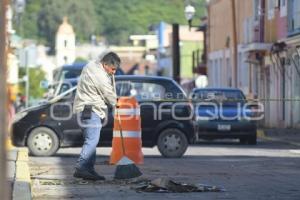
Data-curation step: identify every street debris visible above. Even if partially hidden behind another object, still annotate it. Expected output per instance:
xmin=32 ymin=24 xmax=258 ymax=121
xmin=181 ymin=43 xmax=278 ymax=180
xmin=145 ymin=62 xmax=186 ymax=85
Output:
xmin=31 ymin=176 xmax=225 ymax=193
xmin=134 ymin=178 xmax=225 ymax=193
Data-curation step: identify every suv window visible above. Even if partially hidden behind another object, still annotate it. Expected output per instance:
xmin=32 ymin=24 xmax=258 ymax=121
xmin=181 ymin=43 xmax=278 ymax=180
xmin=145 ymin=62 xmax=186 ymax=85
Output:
xmin=53 ymin=68 xmax=83 ymax=82
xmin=193 ymin=90 xmax=245 ymax=102
xmin=116 ymin=81 xmax=166 ymax=101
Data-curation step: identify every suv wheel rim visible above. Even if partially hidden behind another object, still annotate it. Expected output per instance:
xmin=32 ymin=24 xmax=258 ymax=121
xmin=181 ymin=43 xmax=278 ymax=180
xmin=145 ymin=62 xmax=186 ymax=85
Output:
xmin=32 ymin=132 xmax=53 ymax=153
xmin=163 ymin=134 xmax=181 ymax=151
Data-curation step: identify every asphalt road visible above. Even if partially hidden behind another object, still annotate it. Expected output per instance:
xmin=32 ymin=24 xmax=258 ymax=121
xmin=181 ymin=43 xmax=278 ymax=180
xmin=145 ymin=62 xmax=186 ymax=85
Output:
xmin=29 ymin=139 xmax=300 ymax=200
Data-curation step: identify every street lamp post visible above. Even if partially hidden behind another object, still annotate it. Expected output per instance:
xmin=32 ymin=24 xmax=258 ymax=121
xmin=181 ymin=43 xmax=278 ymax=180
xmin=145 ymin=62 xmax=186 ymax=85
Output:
xmin=14 ymin=0 xmax=26 ymax=35
xmin=184 ymin=3 xmax=197 ymax=86
xmin=25 ymin=47 xmax=29 ymax=108
xmin=172 ymin=24 xmax=180 ymax=84
xmin=184 ymin=4 xmax=208 ymax=85
xmin=230 ymin=0 xmax=238 ymax=88
xmin=184 ymin=4 xmax=196 ymax=31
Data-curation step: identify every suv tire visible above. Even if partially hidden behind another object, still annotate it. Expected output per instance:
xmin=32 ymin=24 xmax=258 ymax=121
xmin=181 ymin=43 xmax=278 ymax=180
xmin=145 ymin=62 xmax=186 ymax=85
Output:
xmin=157 ymin=128 xmax=188 ymax=158
xmin=27 ymin=127 xmax=59 ymax=156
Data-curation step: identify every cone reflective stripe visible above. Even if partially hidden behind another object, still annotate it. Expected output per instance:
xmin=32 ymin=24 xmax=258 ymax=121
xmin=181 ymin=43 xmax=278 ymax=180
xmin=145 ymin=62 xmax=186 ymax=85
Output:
xmin=113 ymin=131 xmax=141 ymax=138
xmin=115 ymin=108 xmax=140 ymax=116
xmin=110 ymin=96 xmax=144 ymax=165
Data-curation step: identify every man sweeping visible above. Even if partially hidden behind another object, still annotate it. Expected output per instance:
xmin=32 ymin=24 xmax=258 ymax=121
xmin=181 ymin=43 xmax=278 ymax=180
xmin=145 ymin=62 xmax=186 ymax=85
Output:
xmin=73 ymin=52 xmax=120 ymax=180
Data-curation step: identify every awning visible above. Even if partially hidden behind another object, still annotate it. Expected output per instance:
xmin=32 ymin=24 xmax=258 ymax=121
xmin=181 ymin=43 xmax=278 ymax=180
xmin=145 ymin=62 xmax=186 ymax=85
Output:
xmin=241 ymin=43 xmax=272 ymax=52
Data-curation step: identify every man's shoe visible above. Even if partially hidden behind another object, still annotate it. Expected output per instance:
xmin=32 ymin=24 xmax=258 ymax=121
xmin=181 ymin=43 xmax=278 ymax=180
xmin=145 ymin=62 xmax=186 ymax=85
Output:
xmin=89 ymin=170 xmax=106 ymax=180
xmin=73 ymin=168 xmax=105 ymax=181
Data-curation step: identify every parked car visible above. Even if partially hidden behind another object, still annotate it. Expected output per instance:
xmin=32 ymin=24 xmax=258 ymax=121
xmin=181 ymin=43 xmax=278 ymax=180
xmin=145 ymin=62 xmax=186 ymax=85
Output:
xmin=191 ymin=88 xmax=257 ymax=144
xmin=12 ymin=76 xmax=195 ymax=157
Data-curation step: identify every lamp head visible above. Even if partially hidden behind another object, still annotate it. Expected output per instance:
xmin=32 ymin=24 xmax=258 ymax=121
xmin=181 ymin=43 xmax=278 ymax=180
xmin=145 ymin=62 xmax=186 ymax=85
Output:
xmin=184 ymin=4 xmax=196 ymax=21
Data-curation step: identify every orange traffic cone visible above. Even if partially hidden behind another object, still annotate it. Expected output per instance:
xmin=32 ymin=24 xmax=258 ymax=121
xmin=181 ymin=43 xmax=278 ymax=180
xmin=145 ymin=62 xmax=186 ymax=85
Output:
xmin=110 ymin=96 xmax=144 ymax=165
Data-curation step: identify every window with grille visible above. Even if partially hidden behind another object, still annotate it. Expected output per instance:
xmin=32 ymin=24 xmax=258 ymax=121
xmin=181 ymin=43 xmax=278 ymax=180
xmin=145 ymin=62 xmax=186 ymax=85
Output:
xmin=288 ymin=0 xmax=300 ymax=34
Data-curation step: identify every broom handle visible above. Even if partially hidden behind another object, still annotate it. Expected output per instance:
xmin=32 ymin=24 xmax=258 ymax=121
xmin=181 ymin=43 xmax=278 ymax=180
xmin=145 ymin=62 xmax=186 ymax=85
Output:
xmin=112 ymin=75 xmax=126 ymax=155
xmin=116 ymin=109 xmax=126 ymax=155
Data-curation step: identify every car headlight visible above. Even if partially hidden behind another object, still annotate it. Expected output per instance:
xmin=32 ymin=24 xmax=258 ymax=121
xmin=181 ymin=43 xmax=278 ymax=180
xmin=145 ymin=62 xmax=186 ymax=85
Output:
xmin=13 ymin=111 xmax=28 ymax=123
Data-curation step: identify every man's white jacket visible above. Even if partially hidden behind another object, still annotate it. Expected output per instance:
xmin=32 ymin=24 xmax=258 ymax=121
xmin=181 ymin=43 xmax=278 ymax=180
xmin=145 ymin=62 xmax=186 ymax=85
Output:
xmin=73 ymin=61 xmax=117 ymax=119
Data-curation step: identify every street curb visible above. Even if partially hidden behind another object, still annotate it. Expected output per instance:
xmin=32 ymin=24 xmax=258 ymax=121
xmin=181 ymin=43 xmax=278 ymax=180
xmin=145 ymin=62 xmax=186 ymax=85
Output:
xmin=12 ymin=148 xmax=32 ymax=200
xmin=257 ymin=129 xmax=300 ymax=147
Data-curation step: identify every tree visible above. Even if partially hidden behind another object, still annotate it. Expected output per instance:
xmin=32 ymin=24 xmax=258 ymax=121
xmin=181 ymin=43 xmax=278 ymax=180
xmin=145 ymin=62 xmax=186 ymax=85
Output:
xmin=19 ymin=0 xmax=205 ymax=46
xmin=18 ymin=0 xmax=41 ymax=41
xmin=74 ymin=57 xmax=88 ymax=63
xmin=30 ymin=0 xmax=98 ymax=53
xmin=19 ymin=67 xmax=47 ymax=99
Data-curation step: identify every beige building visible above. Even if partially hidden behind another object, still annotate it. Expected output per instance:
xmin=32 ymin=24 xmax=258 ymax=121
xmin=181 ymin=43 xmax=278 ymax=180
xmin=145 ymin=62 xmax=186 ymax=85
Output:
xmin=207 ymin=0 xmax=300 ymax=128
xmin=55 ymin=17 xmax=76 ymax=67
xmin=207 ymin=0 xmax=271 ymax=96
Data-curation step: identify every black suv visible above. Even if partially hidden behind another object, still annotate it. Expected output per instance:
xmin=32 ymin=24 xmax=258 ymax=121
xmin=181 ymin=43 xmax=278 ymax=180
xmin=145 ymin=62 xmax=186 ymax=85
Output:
xmin=12 ymin=76 xmax=195 ymax=158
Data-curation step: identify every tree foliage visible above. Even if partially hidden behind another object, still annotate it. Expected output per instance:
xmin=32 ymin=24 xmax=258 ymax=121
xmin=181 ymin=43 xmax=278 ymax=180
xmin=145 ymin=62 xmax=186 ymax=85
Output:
xmin=19 ymin=0 xmax=204 ymax=48
xmin=19 ymin=67 xmax=47 ymax=99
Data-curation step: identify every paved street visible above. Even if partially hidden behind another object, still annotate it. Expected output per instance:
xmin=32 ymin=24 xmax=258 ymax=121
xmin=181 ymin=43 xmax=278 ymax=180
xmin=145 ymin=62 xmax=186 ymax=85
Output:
xmin=29 ymin=139 xmax=300 ymax=200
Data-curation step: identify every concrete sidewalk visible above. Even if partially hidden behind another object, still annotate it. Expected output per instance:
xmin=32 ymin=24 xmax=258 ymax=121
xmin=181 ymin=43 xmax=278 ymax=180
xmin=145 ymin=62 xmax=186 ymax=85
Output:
xmin=7 ymin=147 xmax=32 ymax=200
xmin=258 ymin=129 xmax=300 ymax=147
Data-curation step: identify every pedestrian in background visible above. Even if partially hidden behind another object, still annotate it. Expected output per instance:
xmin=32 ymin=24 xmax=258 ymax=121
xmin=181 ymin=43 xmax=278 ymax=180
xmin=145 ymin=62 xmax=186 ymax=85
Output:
xmin=73 ymin=52 xmax=120 ymax=180
xmin=15 ymin=93 xmax=26 ymax=112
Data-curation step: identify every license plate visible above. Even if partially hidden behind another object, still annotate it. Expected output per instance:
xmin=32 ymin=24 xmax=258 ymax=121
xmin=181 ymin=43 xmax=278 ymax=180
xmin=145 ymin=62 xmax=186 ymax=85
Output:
xmin=217 ymin=124 xmax=231 ymax=131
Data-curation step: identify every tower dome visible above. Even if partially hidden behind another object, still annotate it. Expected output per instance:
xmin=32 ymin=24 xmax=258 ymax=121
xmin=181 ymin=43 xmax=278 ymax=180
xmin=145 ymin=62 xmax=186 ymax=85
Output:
xmin=57 ymin=17 xmax=74 ymax=35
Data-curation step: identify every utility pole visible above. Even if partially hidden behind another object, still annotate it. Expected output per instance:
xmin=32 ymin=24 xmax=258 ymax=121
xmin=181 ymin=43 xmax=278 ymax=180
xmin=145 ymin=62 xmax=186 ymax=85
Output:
xmin=231 ymin=0 xmax=238 ymax=87
xmin=25 ymin=48 xmax=29 ymax=107
xmin=0 ymin=0 xmax=8 ymax=199
xmin=172 ymin=24 xmax=180 ymax=84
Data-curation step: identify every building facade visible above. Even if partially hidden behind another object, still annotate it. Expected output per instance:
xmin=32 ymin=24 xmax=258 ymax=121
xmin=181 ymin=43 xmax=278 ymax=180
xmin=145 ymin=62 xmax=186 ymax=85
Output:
xmin=207 ymin=0 xmax=300 ymax=128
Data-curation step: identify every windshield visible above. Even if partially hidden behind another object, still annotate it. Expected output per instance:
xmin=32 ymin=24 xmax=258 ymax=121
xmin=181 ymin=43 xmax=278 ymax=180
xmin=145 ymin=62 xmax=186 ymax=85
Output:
xmin=48 ymin=86 xmax=77 ymax=104
xmin=53 ymin=68 xmax=83 ymax=82
xmin=193 ymin=90 xmax=245 ymax=102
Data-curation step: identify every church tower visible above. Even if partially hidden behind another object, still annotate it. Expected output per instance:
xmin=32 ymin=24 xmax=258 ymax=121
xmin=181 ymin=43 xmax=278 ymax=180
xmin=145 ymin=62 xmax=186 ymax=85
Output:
xmin=55 ymin=17 xmax=75 ymax=67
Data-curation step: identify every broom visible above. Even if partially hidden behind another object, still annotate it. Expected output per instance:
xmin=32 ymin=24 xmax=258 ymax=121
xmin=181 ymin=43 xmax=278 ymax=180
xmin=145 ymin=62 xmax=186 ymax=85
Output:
xmin=112 ymin=75 xmax=142 ymax=180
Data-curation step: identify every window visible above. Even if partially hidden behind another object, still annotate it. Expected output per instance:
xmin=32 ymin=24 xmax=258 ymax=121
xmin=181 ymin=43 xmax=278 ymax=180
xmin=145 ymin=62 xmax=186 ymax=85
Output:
xmin=116 ymin=81 xmax=166 ymax=101
xmin=253 ymin=0 xmax=260 ymax=21
xmin=213 ymin=59 xmax=218 ymax=87
xmin=115 ymin=81 xmax=131 ymax=96
xmin=238 ymin=52 xmax=242 ymax=87
xmin=64 ymin=40 xmax=67 ymax=47
xmin=59 ymin=83 xmax=71 ymax=94
xmin=219 ymin=58 xmax=223 ymax=86
xmin=280 ymin=0 xmax=287 ymax=17
xmin=288 ymin=0 xmax=300 ymax=34
xmin=193 ymin=90 xmax=245 ymax=102
xmin=64 ymin=56 xmax=67 ymax=64
xmin=63 ymin=69 xmax=82 ymax=79
xmin=226 ymin=57 xmax=231 ymax=87
xmin=267 ymin=0 xmax=276 ymax=20
xmin=244 ymin=17 xmax=252 ymax=43
xmin=294 ymin=1 xmax=300 ymax=29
